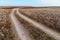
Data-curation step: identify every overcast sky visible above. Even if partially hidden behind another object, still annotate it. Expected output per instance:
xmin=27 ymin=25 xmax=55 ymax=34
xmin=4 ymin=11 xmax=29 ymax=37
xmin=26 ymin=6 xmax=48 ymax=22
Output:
xmin=0 ymin=0 xmax=60 ymax=6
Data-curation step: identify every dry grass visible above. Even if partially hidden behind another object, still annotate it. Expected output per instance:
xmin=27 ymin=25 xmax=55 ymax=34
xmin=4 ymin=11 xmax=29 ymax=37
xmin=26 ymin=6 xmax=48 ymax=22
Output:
xmin=20 ymin=8 xmax=60 ymax=32
xmin=0 ymin=9 xmax=15 ymax=40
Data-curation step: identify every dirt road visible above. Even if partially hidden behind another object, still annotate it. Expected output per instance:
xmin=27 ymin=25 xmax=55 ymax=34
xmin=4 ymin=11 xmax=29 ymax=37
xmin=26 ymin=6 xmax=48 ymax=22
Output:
xmin=10 ymin=8 xmax=34 ymax=40
xmin=9 ymin=8 xmax=60 ymax=40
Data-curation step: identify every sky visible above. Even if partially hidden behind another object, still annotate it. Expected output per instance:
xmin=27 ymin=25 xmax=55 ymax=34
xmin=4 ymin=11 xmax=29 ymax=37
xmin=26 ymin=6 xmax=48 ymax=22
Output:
xmin=0 ymin=0 xmax=60 ymax=6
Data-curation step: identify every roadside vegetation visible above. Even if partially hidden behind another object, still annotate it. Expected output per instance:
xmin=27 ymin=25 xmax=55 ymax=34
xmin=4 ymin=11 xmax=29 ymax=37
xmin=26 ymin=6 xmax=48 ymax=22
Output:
xmin=20 ymin=8 xmax=60 ymax=32
xmin=0 ymin=9 xmax=15 ymax=40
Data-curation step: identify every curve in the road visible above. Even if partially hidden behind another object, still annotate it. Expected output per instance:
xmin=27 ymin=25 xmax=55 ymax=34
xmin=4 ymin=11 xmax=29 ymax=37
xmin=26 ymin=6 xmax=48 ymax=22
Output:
xmin=10 ymin=8 xmax=34 ymax=40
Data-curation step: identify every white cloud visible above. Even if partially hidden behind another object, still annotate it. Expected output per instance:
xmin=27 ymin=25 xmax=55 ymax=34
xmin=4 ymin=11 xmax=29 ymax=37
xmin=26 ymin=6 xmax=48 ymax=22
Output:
xmin=41 ymin=0 xmax=60 ymax=3
xmin=40 ymin=0 xmax=60 ymax=6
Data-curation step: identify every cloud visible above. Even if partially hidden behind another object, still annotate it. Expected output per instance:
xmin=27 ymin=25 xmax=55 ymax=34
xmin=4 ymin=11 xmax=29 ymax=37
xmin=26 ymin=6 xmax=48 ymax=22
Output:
xmin=40 ymin=0 xmax=60 ymax=6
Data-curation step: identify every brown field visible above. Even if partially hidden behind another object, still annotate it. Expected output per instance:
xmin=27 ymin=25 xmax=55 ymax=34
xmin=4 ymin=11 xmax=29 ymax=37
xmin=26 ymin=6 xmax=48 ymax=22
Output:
xmin=20 ymin=8 xmax=60 ymax=32
xmin=0 ymin=7 xmax=60 ymax=40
